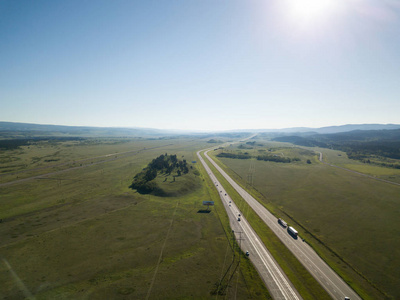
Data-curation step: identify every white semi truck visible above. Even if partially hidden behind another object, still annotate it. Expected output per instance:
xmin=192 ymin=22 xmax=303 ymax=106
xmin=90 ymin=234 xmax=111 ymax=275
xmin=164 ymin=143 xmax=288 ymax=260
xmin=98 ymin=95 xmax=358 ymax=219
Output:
xmin=287 ymin=226 xmax=298 ymax=238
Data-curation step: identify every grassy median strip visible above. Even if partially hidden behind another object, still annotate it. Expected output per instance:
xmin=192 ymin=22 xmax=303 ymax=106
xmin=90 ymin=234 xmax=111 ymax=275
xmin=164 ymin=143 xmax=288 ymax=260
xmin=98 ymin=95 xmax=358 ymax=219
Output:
xmin=201 ymin=150 xmax=332 ymax=300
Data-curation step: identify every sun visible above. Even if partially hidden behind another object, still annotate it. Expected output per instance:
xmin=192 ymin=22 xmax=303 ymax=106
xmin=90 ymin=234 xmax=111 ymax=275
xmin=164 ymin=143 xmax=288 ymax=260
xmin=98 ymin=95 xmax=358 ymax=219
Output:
xmin=286 ymin=0 xmax=339 ymax=22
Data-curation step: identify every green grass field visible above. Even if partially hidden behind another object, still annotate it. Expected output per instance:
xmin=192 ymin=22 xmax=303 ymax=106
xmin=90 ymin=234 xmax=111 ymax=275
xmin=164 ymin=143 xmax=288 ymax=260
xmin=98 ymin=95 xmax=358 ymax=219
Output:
xmin=210 ymin=141 xmax=400 ymax=299
xmin=0 ymin=137 xmax=269 ymax=299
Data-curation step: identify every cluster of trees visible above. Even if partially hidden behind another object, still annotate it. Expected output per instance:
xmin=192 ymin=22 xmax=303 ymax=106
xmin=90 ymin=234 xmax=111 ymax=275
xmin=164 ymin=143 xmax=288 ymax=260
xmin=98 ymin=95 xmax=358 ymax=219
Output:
xmin=257 ymin=155 xmax=300 ymax=163
xmin=273 ymin=129 xmax=400 ymax=168
xmin=0 ymin=139 xmax=30 ymax=150
xmin=217 ymin=152 xmax=251 ymax=159
xmin=130 ymin=154 xmax=189 ymax=194
xmin=147 ymin=154 xmax=189 ymax=175
xmin=207 ymin=139 xmax=222 ymax=143
xmin=345 ymin=142 xmax=400 ymax=160
xmin=238 ymin=144 xmax=253 ymax=149
xmin=0 ymin=136 xmax=84 ymax=150
xmin=217 ymin=152 xmax=300 ymax=163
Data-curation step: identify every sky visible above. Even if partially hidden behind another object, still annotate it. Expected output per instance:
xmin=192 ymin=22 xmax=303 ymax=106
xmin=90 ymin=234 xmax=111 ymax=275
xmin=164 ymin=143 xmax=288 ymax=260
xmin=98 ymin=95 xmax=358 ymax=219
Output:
xmin=1 ymin=0 xmax=400 ymax=131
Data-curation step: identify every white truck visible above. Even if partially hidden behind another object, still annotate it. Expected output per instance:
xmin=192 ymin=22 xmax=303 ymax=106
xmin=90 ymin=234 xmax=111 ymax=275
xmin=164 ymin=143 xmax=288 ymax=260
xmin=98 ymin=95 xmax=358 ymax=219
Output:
xmin=287 ymin=226 xmax=298 ymax=238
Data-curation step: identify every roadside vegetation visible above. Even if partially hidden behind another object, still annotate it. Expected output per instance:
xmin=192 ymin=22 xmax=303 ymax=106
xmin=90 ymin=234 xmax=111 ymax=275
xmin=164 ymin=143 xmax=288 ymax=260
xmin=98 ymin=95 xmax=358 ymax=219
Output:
xmin=210 ymin=139 xmax=399 ymax=299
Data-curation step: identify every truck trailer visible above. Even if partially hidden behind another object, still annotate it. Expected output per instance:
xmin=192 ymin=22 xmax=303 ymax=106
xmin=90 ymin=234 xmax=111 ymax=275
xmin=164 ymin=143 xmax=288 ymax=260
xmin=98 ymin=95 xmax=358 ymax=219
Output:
xmin=287 ymin=226 xmax=298 ymax=238
xmin=278 ymin=218 xmax=287 ymax=227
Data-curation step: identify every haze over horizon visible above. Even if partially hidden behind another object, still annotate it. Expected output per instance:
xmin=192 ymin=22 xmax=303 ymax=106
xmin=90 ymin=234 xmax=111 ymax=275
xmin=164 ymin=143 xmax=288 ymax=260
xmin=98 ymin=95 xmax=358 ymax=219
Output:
xmin=1 ymin=1 xmax=400 ymax=131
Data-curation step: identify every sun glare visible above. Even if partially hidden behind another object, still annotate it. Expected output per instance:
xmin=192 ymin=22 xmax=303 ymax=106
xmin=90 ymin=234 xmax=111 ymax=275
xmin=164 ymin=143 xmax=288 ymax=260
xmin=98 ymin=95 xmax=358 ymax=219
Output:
xmin=286 ymin=0 xmax=339 ymax=22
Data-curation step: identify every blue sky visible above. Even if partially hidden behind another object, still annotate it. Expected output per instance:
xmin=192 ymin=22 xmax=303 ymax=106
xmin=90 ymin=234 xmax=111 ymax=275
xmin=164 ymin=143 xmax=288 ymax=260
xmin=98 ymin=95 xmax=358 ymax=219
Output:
xmin=1 ymin=0 xmax=400 ymax=131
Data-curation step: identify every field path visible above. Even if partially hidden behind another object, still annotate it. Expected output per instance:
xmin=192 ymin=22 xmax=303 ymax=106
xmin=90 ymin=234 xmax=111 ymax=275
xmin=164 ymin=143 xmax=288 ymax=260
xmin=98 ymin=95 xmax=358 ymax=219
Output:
xmin=145 ymin=200 xmax=179 ymax=300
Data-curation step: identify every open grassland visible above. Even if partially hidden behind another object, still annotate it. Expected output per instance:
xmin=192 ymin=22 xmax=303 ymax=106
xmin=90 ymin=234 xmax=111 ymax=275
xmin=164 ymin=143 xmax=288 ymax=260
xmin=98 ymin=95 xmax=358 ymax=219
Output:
xmin=0 ymin=138 xmax=177 ymax=184
xmin=200 ymin=152 xmax=331 ymax=300
xmin=0 ymin=137 xmax=269 ymax=299
xmin=211 ymin=141 xmax=400 ymax=299
xmin=280 ymin=145 xmax=400 ymax=184
xmin=318 ymin=147 xmax=400 ymax=184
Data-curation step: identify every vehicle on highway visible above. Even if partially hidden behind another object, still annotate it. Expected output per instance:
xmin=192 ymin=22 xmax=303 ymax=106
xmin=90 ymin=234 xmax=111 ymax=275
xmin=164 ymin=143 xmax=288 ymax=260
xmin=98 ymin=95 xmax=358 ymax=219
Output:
xmin=238 ymin=214 xmax=241 ymax=216
xmin=287 ymin=226 xmax=298 ymax=238
xmin=245 ymin=251 xmax=249 ymax=256
xmin=344 ymin=297 xmax=350 ymax=300
xmin=225 ymin=193 xmax=227 ymax=196
xmin=238 ymin=217 xmax=240 ymax=221
xmin=278 ymin=218 xmax=287 ymax=227
xmin=229 ymin=200 xmax=231 ymax=203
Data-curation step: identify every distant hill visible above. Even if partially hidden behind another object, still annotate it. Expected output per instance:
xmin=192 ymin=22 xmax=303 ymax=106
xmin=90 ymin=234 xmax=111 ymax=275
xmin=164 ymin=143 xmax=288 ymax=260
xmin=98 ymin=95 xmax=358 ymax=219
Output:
xmin=1 ymin=121 xmax=400 ymax=138
xmin=0 ymin=121 xmax=175 ymax=138
xmin=272 ymin=129 xmax=400 ymax=167
xmin=0 ymin=121 xmax=253 ymax=140
xmin=230 ymin=124 xmax=400 ymax=134
xmin=304 ymin=124 xmax=400 ymax=134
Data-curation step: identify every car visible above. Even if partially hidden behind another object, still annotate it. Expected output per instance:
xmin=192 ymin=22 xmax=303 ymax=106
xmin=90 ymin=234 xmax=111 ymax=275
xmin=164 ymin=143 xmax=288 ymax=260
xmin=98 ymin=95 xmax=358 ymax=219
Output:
xmin=245 ymin=251 xmax=249 ymax=256
xmin=344 ymin=298 xmax=350 ymax=300
xmin=238 ymin=217 xmax=240 ymax=221
xmin=225 ymin=193 xmax=227 ymax=196
xmin=238 ymin=214 xmax=241 ymax=217
xmin=229 ymin=200 xmax=231 ymax=203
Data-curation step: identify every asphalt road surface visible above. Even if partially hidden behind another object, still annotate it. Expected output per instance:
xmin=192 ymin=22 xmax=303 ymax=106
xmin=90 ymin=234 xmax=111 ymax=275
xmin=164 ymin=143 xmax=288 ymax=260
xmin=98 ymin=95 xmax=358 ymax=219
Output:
xmin=197 ymin=150 xmax=302 ymax=300
xmin=203 ymin=149 xmax=361 ymax=300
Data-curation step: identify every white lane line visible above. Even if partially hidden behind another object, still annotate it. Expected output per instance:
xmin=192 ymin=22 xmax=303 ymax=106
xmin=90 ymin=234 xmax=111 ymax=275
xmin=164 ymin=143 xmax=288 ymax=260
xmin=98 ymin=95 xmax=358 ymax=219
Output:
xmin=239 ymin=218 xmax=300 ymax=300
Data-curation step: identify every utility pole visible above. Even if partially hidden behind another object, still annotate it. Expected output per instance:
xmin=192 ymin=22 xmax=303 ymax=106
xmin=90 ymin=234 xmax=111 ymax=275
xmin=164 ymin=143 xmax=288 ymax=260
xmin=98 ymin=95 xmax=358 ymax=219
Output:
xmin=237 ymin=231 xmax=244 ymax=263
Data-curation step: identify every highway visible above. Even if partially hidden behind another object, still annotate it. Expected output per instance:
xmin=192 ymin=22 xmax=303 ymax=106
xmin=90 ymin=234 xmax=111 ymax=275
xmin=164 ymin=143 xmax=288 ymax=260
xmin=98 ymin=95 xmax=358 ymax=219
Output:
xmin=197 ymin=150 xmax=302 ymax=300
xmin=203 ymin=149 xmax=361 ymax=300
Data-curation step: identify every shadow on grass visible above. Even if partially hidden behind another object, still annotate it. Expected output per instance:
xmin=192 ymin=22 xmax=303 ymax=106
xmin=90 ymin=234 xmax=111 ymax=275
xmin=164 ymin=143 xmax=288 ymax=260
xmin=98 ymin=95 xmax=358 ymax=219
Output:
xmin=197 ymin=210 xmax=211 ymax=214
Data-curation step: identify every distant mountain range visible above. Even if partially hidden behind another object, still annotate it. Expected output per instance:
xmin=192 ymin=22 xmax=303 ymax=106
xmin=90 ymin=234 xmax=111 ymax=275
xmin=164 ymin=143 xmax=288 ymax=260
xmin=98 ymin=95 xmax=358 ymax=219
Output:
xmin=229 ymin=124 xmax=400 ymax=134
xmin=0 ymin=121 xmax=174 ymax=138
xmin=1 ymin=121 xmax=400 ymax=138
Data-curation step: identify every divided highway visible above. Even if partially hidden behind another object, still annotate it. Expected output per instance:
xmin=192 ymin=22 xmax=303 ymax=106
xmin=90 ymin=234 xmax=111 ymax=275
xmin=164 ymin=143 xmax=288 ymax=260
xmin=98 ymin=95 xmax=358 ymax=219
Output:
xmin=202 ymin=149 xmax=361 ymax=300
xmin=197 ymin=150 xmax=302 ymax=300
